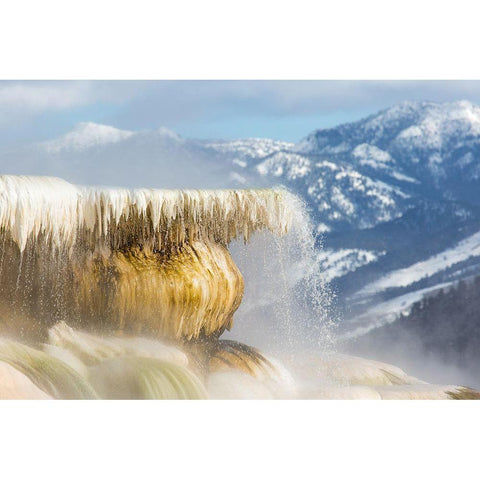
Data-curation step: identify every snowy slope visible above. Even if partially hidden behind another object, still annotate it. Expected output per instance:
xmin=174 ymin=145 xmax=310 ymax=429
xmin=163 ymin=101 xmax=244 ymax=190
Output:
xmin=355 ymin=230 xmax=480 ymax=298
xmin=317 ymin=249 xmax=384 ymax=283
xmin=342 ymin=282 xmax=453 ymax=339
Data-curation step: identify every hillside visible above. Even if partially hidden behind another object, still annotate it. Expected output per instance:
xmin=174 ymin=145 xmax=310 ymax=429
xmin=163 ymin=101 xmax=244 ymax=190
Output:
xmin=347 ymin=276 xmax=480 ymax=388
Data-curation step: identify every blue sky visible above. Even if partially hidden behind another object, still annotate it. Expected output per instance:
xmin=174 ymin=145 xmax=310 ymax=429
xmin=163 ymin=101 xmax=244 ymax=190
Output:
xmin=4 ymin=80 xmax=480 ymax=147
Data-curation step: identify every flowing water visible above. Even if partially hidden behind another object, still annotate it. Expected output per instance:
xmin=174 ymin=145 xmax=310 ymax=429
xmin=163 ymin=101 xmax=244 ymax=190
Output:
xmin=0 ymin=175 xmax=476 ymax=399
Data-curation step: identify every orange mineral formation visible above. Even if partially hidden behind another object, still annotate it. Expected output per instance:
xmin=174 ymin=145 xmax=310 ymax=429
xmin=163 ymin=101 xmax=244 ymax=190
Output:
xmin=0 ymin=175 xmax=295 ymax=341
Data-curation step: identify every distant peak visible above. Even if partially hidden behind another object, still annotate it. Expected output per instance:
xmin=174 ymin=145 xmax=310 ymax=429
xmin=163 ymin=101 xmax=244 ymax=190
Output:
xmin=297 ymin=99 xmax=480 ymax=154
xmin=68 ymin=122 xmax=134 ymax=137
xmin=380 ymin=99 xmax=480 ymax=119
xmin=43 ymin=122 xmax=135 ymax=153
xmin=155 ymin=127 xmax=183 ymax=141
xmin=367 ymin=100 xmax=434 ymax=123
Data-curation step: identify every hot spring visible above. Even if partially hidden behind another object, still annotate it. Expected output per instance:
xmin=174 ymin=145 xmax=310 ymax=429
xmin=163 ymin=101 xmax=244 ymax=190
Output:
xmin=0 ymin=175 xmax=477 ymax=399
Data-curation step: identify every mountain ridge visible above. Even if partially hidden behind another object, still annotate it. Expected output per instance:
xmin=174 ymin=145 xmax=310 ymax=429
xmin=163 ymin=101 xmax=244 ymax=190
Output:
xmin=2 ymin=100 xmax=480 ymax=336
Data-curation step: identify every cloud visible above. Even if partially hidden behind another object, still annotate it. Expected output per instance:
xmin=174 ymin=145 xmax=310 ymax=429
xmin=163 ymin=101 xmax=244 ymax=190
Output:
xmin=0 ymin=81 xmax=142 ymax=147
xmin=0 ymin=82 xmax=97 ymax=125
xmin=0 ymin=81 xmax=140 ymax=128
xmin=105 ymin=80 xmax=480 ymax=130
xmin=6 ymin=80 xmax=480 ymax=121
xmin=0 ymin=82 xmax=88 ymax=111
xmin=5 ymin=80 xmax=480 ymax=143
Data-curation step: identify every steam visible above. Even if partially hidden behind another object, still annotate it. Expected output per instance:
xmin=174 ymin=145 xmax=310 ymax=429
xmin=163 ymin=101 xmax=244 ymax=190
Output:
xmin=0 ymin=174 xmax=473 ymax=399
xmin=345 ymin=325 xmax=480 ymax=389
xmin=228 ymin=193 xmax=337 ymax=354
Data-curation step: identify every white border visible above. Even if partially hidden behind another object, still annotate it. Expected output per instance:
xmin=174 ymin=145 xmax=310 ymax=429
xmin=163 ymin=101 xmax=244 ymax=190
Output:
xmin=1 ymin=0 xmax=480 ymax=79
xmin=0 ymin=400 xmax=478 ymax=479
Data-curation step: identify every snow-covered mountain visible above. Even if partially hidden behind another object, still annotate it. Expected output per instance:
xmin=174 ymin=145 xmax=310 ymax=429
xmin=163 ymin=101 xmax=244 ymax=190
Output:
xmin=211 ymin=101 xmax=480 ymax=330
xmin=253 ymin=100 xmax=480 ymax=232
xmin=42 ymin=122 xmax=135 ymax=153
xmin=3 ymin=100 xmax=480 ymax=336
xmin=0 ymin=123 xmax=274 ymax=189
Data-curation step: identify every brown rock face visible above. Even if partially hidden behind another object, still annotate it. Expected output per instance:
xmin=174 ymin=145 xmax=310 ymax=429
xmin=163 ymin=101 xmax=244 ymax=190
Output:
xmin=0 ymin=236 xmax=244 ymax=342
xmin=74 ymin=241 xmax=244 ymax=340
xmin=0 ymin=176 xmax=292 ymax=342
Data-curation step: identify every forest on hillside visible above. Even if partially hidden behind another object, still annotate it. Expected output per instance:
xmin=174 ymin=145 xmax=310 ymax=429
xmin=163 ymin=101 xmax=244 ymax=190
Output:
xmin=348 ymin=277 xmax=480 ymax=386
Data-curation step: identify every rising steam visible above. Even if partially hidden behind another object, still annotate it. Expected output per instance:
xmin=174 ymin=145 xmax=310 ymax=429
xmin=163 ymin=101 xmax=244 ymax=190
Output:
xmin=0 ymin=175 xmax=475 ymax=399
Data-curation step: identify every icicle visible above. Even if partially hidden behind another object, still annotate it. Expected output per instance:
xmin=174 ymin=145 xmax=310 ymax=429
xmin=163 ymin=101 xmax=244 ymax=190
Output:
xmin=0 ymin=175 xmax=297 ymax=253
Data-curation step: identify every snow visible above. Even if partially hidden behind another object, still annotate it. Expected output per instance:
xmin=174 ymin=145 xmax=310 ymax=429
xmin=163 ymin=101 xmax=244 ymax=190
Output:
xmin=343 ymin=282 xmax=452 ymax=339
xmin=353 ymin=143 xmax=393 ymax=165
xmin=315 ymin=161 xmax=338 ymax=171
xmin=43 ymin=122 xmax=134 ymax=153
xmin=330 ymin=186 xmax=355 ymax=216
xmin=206 ymin=138 xmax=293 ymax=159
xmin=389 ymin=171 xmax=419 ymax=183
xmin=457 ymin=152 xmax=474 ymax=168
xmin=229 ymin=172 xmax=248 ymax=184
xmin=316 ymin=223 xmax=331 ymax=234
xmin=319 ymin=142 xmax=351 ymax=155
xmin=394 ymin=100 xmax=480 ymax=152
xmin=256 ymin=152 xmax=311 ymax=180
xmin=356 ymin=230 xmax=480 ymax=297
xmin=353 ymin=143 xmax=419 ymax=183
xmin=155 ymin=127 xmax=183 ymax=141
xmin=305 ymin=161 xmax=410 ymax=231
xmin=232 ymin=159 xmax=247 ymax=168
xmin=318 ymin=248 xmax=383 ymax=282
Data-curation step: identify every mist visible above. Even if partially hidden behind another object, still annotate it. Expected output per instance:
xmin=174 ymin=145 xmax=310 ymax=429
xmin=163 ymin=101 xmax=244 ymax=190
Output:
xmin=345 ymin=321 xmax=480 ymax=389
